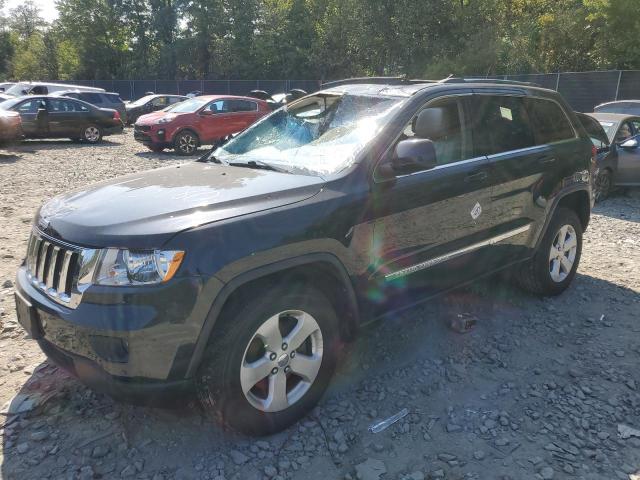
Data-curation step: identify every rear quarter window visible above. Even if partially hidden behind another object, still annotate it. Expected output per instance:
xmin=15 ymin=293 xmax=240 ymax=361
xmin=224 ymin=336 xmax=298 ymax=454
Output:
xmin=524 ymin=98 xmax=575 ymax=144
xmin=80 ymin=93 xmax=104 ymax=105
xmin=103 ymin=94 xmax=123 ymax=103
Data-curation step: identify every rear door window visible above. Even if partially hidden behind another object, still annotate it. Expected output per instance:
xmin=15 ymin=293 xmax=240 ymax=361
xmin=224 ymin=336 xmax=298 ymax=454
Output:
xmin=228 ymin=99 xmax=258 ymax=112
xmin=524 ymin=98 xmax=575 ymax=144
xmin=471 ymin=95 xmax=536 ymax=156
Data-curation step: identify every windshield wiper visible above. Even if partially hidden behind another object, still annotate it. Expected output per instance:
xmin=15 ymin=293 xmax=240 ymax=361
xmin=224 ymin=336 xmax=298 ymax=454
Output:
xmin=228 ymin=160 xmax=289 ymax=173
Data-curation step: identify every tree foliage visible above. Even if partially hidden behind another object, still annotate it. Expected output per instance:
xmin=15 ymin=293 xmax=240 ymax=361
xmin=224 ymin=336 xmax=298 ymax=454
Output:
xmin=0 ymin=0 xmax=638 ymax=81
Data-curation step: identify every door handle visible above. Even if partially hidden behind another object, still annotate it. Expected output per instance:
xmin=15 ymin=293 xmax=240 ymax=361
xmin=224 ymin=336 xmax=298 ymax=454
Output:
xmin=538 ymin=156 xmax=556 ymax=165
xmin=465 ymin=171 xmax=488 ymax=183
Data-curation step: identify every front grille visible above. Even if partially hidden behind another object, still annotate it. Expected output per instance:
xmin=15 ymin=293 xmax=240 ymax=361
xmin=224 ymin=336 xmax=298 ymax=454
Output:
xmin=135 ymin=125 xmax=151 ymax=132
xmin=25 ymin=230 xmax=99 ymax=309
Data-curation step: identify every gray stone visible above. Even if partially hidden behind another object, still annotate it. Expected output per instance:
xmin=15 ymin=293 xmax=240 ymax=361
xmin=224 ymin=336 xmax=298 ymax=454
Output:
xmin=121 ymin=464 xmax=137 ymax=477
xmin=264 ymin=465 xmax=277 ymax=478
xmin=92 ymin=444 xmax=110 ymax=458
xmin=16 ymin=442 xmax=28 ymax=454
xmin=473 ymin=450 xmax=486 ymax=461
xmin=229 ymin=449 xmax=249 ymax=465
xmin=30 ymin=430 xmax=48 ymax=442
xmin=354 ymin=458 xmax=386 ymax=480
xmin=539 ymin=466 xmax=554 ymax=479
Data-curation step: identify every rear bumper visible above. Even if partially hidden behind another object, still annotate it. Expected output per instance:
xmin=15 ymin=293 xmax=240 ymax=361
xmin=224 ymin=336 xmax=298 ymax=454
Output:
xmin=103 ymin=124 xmax=124 ymax=136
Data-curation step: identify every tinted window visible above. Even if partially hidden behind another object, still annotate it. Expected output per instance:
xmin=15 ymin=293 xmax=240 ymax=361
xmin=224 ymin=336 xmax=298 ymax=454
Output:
xmin=15 ymin=99 xmax=46 ymax=113
xmin=48 ymin=99 xmax=89 ymax=112
xmin=80 ymin=93 xmax=104 ymax=104
xmin=402 ymin=97 xmax=469 ymax=165
xmin=229 ymin=99 xmax=258 ymax=112
xmin=103 ymin=93 xmax=122 ymax=103
xmin=524 ymin=98 xmax=575 ymax=144
xmin=151 ymin=97 xmax=168 ymax=107
xmin=472 ymin=96 xmax=535 ymax=156
xmin=168 ymin=96 xmax=184 ymax=105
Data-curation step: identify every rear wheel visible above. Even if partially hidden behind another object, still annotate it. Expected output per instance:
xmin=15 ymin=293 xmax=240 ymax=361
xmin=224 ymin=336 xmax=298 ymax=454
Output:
xmin=515 ymin=207 xmax=583 ymax=296
xmin=594 ymin=169 xmax=612 ymax=202
xmin=196 ymin=284 xmax=341 ymax=435
xmin=82 ymin=125 xmax=102 ymax=144
xmin=174 ymin=130 xmax=199 ymax=155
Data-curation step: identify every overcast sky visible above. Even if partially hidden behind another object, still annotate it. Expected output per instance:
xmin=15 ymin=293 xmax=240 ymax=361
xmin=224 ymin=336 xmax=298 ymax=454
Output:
xmin=4 ymin=0 xmax=58 ymax=21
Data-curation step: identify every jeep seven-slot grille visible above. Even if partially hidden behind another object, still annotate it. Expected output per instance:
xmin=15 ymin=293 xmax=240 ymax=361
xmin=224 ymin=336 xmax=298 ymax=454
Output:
xmin=25 ymin=232 xmax=80 ymax=306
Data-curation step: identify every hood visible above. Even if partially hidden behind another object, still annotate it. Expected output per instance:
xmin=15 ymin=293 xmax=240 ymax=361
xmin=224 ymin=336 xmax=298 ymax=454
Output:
xmin=136 ymin=111 xmax=180 ymax=125
xmin=37 ymin=162 xmax=324 ymax=248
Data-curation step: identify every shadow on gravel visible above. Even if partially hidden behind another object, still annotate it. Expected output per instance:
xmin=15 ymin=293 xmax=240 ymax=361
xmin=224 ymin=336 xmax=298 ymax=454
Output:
xmin=0 ymin=152 xmax=20 ymax=163
xmin=593 ymin=191 xmax=640 ymax=223
xmin=15 ymin=139 xmax=122 ymax=151
xmin=2 ymin=272 xmax=639 ymax=479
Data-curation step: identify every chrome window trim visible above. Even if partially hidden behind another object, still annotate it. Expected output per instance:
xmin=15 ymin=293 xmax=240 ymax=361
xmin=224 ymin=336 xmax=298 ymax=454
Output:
xmin=384 ymin=224 xmax=532 ymax=281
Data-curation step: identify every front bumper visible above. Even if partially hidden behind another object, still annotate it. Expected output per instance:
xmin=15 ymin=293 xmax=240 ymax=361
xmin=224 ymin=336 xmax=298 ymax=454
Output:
xmin=15 ymin=265 xmax=207 ymax=400
xmin=133 ymin=126 xmax=172 ymax=148
xmin=37 ymin=336 xmax=193 ymax=405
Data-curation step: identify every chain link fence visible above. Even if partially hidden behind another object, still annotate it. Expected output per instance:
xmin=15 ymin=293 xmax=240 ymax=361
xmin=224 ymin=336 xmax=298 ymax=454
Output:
xmin=58 ymin=71 xmax=640 ymax=112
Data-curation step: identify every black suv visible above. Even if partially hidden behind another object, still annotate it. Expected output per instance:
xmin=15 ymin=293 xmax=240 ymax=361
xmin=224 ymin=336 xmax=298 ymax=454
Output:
xmin=15 ymin=79 xmax=593 ymax=435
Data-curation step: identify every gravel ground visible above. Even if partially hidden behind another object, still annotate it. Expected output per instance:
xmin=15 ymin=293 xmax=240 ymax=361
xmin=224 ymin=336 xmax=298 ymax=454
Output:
xmin=1 ymin=133 xmax=640 ymax=480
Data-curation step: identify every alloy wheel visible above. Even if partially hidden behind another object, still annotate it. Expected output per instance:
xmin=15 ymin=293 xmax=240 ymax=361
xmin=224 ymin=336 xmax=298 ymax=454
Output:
xmin=240 ymin=310 xmax=323 ymax=413
xmin=549 ymin=224 xmax=577 ymax=283
xmin=594 ymin=171 xmax=611 ymax=202
xmin=179 ymin=134 xmax=197 ymax=154
xmin=84 ymin=127 xmax=100 ymax=142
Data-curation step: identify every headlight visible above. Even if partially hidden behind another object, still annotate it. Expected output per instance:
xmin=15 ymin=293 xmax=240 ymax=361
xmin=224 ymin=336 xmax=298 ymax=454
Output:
xmin=156 ymin=116 xmax=175 ymax=125
xmin=94 ymin=249 xmax=184 ymax=286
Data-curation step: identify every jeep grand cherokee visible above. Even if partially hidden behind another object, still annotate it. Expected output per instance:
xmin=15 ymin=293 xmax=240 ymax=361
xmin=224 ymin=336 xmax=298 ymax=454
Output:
xmin=15 ymin=79 xmax=593 ymax=435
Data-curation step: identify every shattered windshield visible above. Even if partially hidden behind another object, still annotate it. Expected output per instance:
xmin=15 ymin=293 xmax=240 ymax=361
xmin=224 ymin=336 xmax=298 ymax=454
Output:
xmin=212 ymin=94 xmax=402 ymax=176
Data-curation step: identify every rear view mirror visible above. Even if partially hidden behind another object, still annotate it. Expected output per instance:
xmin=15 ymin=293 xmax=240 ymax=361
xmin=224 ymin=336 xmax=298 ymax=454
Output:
xmin=620 ymin=138 xmax=638 ymax=149
xmin=392 ymin=138 xmax=437 ymax=174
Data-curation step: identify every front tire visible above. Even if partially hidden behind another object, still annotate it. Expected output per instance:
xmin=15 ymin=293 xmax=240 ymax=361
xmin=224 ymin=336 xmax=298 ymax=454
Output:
xmin=196 ymin=285 xmax=341 ymax=435
xmin=174 ymin=130 xmax=199 ymax=156
xmin=82 ymin=125 xmax=102 ymax=144
xmin=515 ymin=207 xmax=583 ymax=296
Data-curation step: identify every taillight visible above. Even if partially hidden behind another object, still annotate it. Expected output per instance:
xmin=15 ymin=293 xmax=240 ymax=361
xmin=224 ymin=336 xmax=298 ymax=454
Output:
xmin=113 ymin=110 xmax=121 ymax=121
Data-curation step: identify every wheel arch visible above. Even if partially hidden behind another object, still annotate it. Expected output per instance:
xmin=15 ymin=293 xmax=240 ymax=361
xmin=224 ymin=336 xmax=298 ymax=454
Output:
xmin=173 ymin=127 xmax=201 ymax=145
xmin=536 ymin=187 xmax=590 ymax=250
xmin=185 ymin=253 xmax=360 ymax=377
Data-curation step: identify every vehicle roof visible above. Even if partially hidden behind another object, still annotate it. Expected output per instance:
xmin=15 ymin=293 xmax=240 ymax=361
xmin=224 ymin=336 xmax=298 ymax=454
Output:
xmin=185 ymin=94 xmax=269 ymax=104
xmin=52 ymin=90 xmax=122 ymax=96
xmin=13 ymin=81 xmax=104 ymax=91
xmin=587 ymin=112 xmax=638 ymax=122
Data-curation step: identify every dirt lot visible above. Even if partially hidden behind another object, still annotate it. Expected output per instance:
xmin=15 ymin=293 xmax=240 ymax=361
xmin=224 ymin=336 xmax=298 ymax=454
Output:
xmin=1 ymin=133 xmax=639 ymax=480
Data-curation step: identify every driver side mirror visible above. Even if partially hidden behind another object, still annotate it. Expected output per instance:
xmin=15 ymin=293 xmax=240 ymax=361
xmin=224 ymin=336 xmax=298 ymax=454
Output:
xmin=620 ymin=138 xmax=638 ymax=149
xmin=199 ymin=109 xmax=214 ymax=116
xmin=391 ymin=138 xmax=437 ymax=174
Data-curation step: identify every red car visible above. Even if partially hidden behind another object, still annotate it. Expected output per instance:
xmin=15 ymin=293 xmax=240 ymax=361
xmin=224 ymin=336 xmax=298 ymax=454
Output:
xmin=133 ymin=95 xmax=271 ymax=155
xmin=0 ymin=110 xmax=23 ymax=145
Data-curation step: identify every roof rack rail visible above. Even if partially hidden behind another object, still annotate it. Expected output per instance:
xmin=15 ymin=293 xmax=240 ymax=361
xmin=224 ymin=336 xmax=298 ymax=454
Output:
xmin=321 ymin=76 xmax=435 ymax=88
xmin=438 ymin=77 xmax=540 ymax=87
xmin=321 ymin=76 xmax=540 ymax=89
